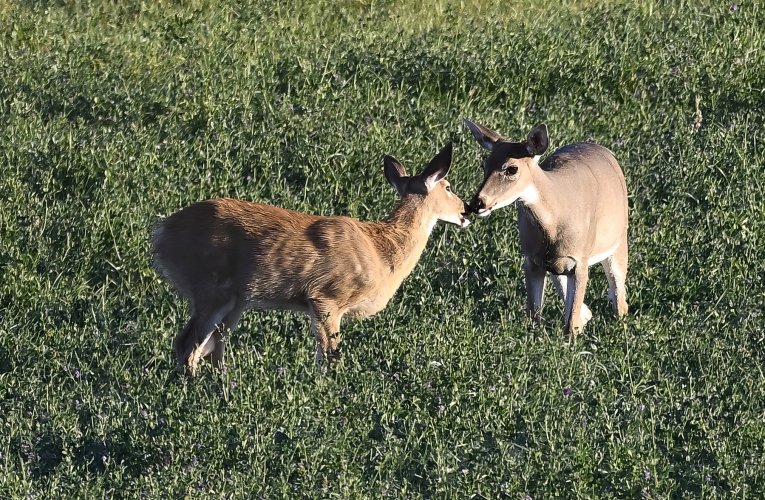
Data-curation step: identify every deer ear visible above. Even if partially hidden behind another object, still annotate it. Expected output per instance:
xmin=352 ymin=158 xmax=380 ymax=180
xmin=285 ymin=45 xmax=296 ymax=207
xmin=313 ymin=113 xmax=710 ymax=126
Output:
xmin=464 ymin=119 xmax=504 ymax=151
xmin=384 ymin=155 xmax=409 ymax=195
xmin=420 ymin=142 xmax=452 ymax=190
xmin=526 ymin=124 xmax=549 ymax=156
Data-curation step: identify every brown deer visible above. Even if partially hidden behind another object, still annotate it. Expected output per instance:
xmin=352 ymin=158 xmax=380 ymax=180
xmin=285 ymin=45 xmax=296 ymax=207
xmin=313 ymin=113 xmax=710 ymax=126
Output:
xmin=151 ymin=143 xmax=470 ymax=375
xmin=464 ymin=120 xmax=628 ymax=335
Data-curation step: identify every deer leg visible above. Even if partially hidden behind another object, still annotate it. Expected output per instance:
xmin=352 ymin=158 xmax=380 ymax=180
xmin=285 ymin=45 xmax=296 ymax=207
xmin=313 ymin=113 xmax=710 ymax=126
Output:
xmin=327 ymin=311 xmax=344 ymax=361
xmin=199 ymin=300 xmax=245 ymax=372
xmin=308 ymin=299 xmax=342 ymax=365
xmin=602 ymin=242 xmax=628 ymax=318
xmin=174 ymin=297 xmax=235 ymax=377
xmin=564 ymin=263 xmax=590 ymax=337
xmin=523 ymin=257 xmax=546 ymax=323
xmin=549 ymin=274 xmax=592 ymax=325
xmin=173 ymin=318 xmax=195 ymax=367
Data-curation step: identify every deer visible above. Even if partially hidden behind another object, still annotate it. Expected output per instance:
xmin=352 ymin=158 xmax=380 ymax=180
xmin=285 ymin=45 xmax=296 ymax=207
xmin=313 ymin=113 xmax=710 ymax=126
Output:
xmin=151 ymin=143 xmax=470 ymax=375
xmin=463 ymin=119 xmax=628 ymax=336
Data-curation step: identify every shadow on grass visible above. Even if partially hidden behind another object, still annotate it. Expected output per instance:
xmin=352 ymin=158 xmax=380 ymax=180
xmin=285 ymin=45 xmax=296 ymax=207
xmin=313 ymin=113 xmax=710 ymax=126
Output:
xmin=10 ymin=432 xmax=63 ymax=479
xmin=72 ymin=432 xmax=170 ymax=477
xmin=0 ymin=345 xmax=11 ymax=375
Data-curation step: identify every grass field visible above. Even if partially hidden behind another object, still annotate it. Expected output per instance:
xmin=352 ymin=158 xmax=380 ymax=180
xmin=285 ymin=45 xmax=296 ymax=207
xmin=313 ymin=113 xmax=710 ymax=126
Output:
xmin=1 ymin=0 xmax=764 ymax=497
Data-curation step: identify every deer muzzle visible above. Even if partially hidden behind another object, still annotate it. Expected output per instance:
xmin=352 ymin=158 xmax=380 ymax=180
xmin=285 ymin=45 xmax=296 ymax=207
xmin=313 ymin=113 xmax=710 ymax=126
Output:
xmin=468 ymin=195 xmax=493 ymax=217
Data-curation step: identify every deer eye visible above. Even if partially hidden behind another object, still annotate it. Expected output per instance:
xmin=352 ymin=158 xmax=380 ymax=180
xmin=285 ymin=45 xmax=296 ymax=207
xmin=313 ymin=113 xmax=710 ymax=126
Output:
xmin=501 ymin=164 xmax=518 ymax=176
xmin=445 ymin=185 xmax=452 ymax=193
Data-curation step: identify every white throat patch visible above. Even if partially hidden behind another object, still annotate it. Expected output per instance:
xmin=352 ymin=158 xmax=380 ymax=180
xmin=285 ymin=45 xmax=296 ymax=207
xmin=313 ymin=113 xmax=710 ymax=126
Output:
xmin=517 ymin=184 xmax=540 ymax=206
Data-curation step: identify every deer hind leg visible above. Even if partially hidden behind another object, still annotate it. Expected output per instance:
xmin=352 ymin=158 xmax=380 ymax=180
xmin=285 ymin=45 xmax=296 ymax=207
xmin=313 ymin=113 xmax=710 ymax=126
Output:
xmin=549 ymin=274 xmax=592 ymax=326
xmin=200 ymin=300 xmax=245 ymax=372
xmin=523 ymin=257 xmax=547 ymax=323
xmin=173 ymin=297 xmax=235 ymax=376
xmin=308 ymin=299 xmax=343 ymax=365
xmin=602 ymin=242 xmax=628 ymax=318
xmin=173 ymin=319 xmax=194 ymax=367
xmin=564 ymin=263 xmax=590 ymax=337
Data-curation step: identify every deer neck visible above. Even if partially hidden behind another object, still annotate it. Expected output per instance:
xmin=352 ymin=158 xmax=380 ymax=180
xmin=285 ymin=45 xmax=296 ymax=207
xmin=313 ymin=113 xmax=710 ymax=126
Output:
xmin=519 ymin=165 xmax=559 ymax=239
xmin=368 ymin=196 xmax=435 ymax=277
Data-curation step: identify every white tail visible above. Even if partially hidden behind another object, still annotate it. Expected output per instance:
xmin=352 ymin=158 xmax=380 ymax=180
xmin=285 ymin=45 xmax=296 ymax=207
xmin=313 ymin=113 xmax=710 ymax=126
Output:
xmin=465 ymin=120 xmax=628 ymax=335
xmin=152 ymin=143 xmax=470 ymax=375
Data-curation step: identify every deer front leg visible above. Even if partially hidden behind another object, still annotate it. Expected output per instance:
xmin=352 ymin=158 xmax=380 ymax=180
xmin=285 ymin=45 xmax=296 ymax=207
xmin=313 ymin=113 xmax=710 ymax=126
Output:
xmin=308 ymin=299 xmax=342 ymax=365
xmin=564 ymin=262 xmax=590 ymax=337
xmin=523 ymin=257 xmax=547 ymax=323
xmin=549 ymin=274 xmax=592 ymax=326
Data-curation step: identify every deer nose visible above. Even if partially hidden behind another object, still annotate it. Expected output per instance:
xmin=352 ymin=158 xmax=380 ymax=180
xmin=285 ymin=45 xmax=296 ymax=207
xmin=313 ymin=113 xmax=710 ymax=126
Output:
xmin=468 ymin=196 xmax=485 ymax=213
xmin=462 ymin=200 xmax=471 ymax=215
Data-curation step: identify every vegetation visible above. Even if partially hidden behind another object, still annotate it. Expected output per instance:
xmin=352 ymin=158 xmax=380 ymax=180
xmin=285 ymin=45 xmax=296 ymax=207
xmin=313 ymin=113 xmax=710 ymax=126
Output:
xmin=1 ymin=0 xmax=763 ymax=496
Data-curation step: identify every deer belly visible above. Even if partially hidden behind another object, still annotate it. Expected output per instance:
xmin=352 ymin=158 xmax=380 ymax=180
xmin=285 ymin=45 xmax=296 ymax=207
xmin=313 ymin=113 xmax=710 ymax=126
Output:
xmin=587 ymin=243 xmax=618 ymax=266
xmin=346 ymin=294 xmax=391 ymax=319
xmin=245 ymin=297 xmax=309 ymax=314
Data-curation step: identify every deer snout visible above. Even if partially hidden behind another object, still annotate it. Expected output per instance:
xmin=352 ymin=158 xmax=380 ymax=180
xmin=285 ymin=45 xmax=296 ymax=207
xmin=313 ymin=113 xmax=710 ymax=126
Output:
xmin=454 ymin=201 xmax=471 ymax=228
xmin=468 ymin=195 xmax=488 ymax=215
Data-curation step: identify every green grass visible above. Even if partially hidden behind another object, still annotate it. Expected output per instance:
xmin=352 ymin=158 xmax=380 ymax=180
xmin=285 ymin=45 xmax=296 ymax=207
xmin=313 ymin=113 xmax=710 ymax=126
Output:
xmin=1 ymin=0 xmax=764 ymax=497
